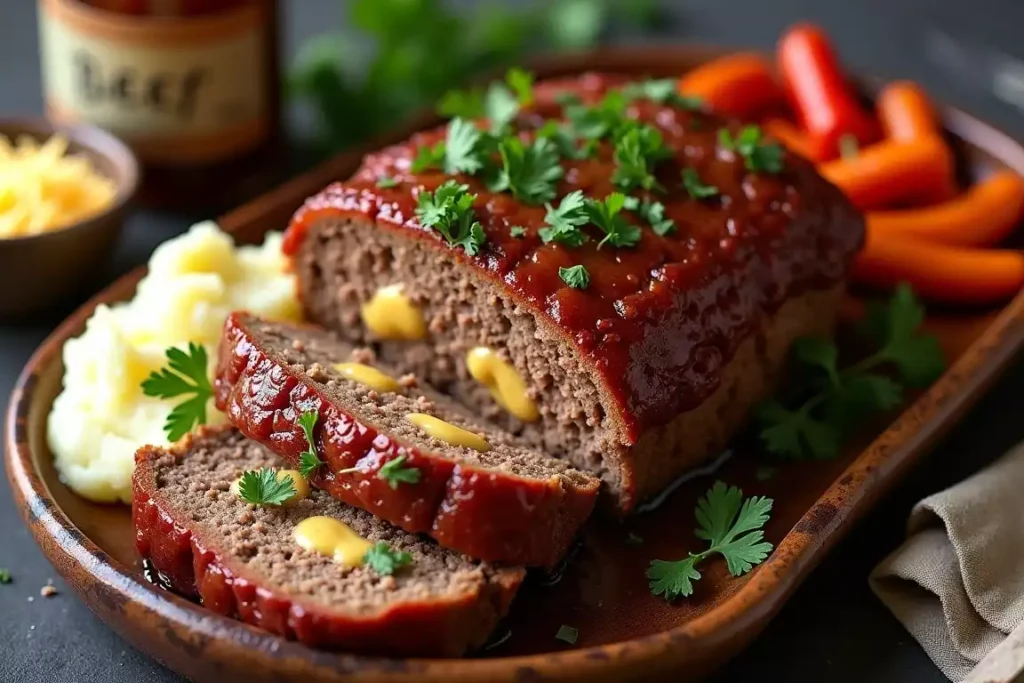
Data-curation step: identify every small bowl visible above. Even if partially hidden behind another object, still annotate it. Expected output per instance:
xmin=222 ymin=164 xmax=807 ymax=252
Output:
xmin=0 ymin=118 xmax=139 ymax=316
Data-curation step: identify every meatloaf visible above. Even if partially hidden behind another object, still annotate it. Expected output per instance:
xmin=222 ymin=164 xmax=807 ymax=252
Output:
xmin=282 ymin=71 xmax=865 ymax=513
xmin=215 ymin=311 xmax=600 ymax=567
xmin=133 ymin=426 xmax=524 ymax=657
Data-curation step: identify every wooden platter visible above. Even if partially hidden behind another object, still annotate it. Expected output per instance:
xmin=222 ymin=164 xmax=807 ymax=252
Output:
xmin=7 ymin=46 xmax=1024 ymax=683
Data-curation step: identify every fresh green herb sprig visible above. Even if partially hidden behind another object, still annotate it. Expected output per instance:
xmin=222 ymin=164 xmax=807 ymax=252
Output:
xmin=0 ymin=568 xmax=11 ymax=585
xmin=237 ymin=468 xmax=298 ymax=507
xmin=621 ymin=79 xmax=703 ymax=110
xmin=410 ymin=141 xmax=447 ymax=173
xmin=626 ymin=196 xmax=676 ymax=236
xmin=586 ymin=192 xmax=641 ymax=248
xmin=141 ymin=343 xmax=213 ymax=442
xmin=296 ymin=410 xmax=324 ymax=478
xmin=559 ymin=265 xmax=590 ymax=289
xmin=363 ymin=542 xmax=413 ymax=575
xmin=647 ymin=481 xmax=773 ymax=601
xmin=443 ymin=117 xmax=493 ymax=175
xmin=440 ymin=67 xmax=535 ymax=133
xmin=718 ymin=125 xmax=784 ymax=174
xmin=415 ymin=180 xmax=487 ymax=255
xmin=611 ymin=122 xmax=671 ymax=192
xmin=757 ymin=283 xmax=944 ymax=461
xmin=681 ymin=168 xmax=719 ymax=200
xmin=378 ymin=455 xmax=422 ymax=489
xmin=489 ymin=136 xmax=564 ymax=205
xmin=540 ymin=190 xmax=590 ymax=246
xmin=376 ymin=176 xmax=399 ymax=188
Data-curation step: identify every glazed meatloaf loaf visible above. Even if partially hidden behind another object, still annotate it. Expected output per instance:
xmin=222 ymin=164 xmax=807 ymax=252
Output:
xmin=215 ymin=311 xmax=600 ymax=567
xmin=133 ymin=426 xmax=524 ymax=657
xmin=282 ymin=72 xmax=865 ymax=513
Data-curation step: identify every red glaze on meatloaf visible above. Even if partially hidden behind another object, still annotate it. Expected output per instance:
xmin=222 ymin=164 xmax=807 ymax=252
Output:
xmin=133 ymin=426 xmax=524 ymax=657
xmin=215 ymin=312 xmax=600 ymax=567
xmin=282 ymin=72 xmax=864 ymax=511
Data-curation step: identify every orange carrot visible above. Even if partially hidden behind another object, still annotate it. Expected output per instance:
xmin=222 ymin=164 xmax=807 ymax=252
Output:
xmin=679 ymin=53 xmax=785 ymax=119
xmin=853 ymin=231 xmax=1024 ymax=304
xmin=764 ymin=118 xmax=824 ymax=161
xmin=818 ymin=138 xmax=952 ymax=211
xmin=867 ymin=171 xmax=1024 ymax=247
xmin=875 ymin=81 xmax=957 ymax=203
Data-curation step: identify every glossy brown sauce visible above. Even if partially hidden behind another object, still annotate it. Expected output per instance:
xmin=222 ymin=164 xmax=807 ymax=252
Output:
xmin=284 ymin=73 xmax=862 ymax=442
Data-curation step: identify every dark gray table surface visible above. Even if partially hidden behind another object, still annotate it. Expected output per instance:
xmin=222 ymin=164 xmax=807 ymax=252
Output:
xmin=3 ymin=1 xmax=1024 ymax=681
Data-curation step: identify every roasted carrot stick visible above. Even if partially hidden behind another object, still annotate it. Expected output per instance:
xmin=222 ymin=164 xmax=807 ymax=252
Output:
xmin=875 ymin=81 xmax=957 ymax=203
xmin=679 ymin=53 xmax=785 ymax=119
xmin=778 ymin=24 xmax=879 ymax=160
xmin=764 ymin=118 xmax=824 ymax=161
xmin=853 ymin=231 xmax=1024 ymax=304
xmin=867 ymin=171 xmax=1024 ymax=247
xmin=818 ymin=138 xmax=951 ymax=211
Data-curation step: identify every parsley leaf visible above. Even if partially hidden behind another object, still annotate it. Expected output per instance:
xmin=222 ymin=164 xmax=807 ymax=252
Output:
xmin=444 ymin=117 xmax=493 ymax=175
xmin=363 ymin=542 xmax=413 ymax=575
xmin=415 ymin=180 xmax=487 ymax=255
xmin=554 ymin=625 xmax=579 ymax=645
xmin=565 ymin=90 xmax=628 ymax=140
xmin=509 ymin=225 xmax=526 ymax=238
xmin=632 ymin=198 xmax=676 ymax=236
xmin=585 ymin=192 xmax=642 ymax=248
xmin=237 ymin=468 xmax=298 ymax=507
xmin=621 ymin=79 xmax=703 ymax=109
xmin=537 ymin=120 xmax=597 ymax=161
xmin=756 ymin=283 xmax=944 ymax=460
xmin=540 ymin=190 xmax=590 ymax=246
xmin=0 ymin=568 xmax=11 ymax=584
xmin=718 ymin=125 xmax=784 ymax=174
xmin=437 ymin=87 xmax=485 ymax=120
xmin=376 ymin=176 xmax=399 ymax=188
xmin=611 ymin=122 xmax=671 ymax=192
xmin=681 ymin=168 xmax=719 ymax=200
xmin=296 ymin=409 xmax=323 ymax=478
xmin=141 ymin=342 xmax=213 ymax=443
xmin=505 ymin=67 xmax=534 ymax=106
xmin=647 ymin=481 xmax=774 ymax=600
xmin=489 ymin=136 xmax=564 ymax=205
xmin=410 ymin=141 xmax=446 ymax=173
xmin=378 ymin=454 xmax=421 ymax=489
xmin=559 ymin=264 xmax=590 ymax=289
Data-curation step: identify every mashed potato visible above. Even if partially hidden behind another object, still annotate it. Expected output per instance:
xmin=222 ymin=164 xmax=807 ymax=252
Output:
xmin=47 ymin=221 xmax=303 ymax=503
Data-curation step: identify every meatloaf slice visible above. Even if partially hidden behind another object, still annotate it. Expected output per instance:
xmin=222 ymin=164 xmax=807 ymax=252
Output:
xmin=214 ymin=311 xmax=600 ymax=568
xmin=283 ymin=72 xmax=864 ymax=513
xmin=133 ymin=426 xmax=524 ymax=657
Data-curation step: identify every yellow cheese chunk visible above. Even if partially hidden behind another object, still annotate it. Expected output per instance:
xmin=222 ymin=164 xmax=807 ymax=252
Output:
xmin=333 ymin=362 xmax=401 ymax=393
xmin=360 ymin=284 xmax=427 ymax=340
xmin=406 ymin=413 xmax=490 ymax=452
xmin=293 ymin=516 xmax=373 ymax=568
xmin=465 ymin=347 xmax=539 ymax=422
xmin=230 ymin=469 xmax=310 ymax=506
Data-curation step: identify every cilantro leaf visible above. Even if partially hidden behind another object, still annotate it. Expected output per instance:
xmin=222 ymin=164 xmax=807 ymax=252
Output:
xmin=611 ymin=122 xmax=671 ymax=192
xmin=505 ymin=67 xmax=534 ymax=106
xmin=437 ymin=87 xmax=485 ymax=119
xmin=410 ymin=141 xmax=446 ymax=173
xmin=793 ymin=337 xmax=841 ymax=387
xmin=537 ymin=120 xmax=597 ymax=160
xmin=376 ymin=176 xmax=399 ymax=188
xmin=559 ymin=264 xmax=590 ymax=289
xmin=141 ymin=342 xmax=213 ymax=442
xmin=296 ymin=409 xmax=323 ymax=478
xmin=554 ymin=625 xmax=579 ymax=645
xmin=444 ymin=118 xmax=493 ymax=175
xmin=509 ymin=225 xmax=526 ymax=238
xmin=489 ymin=136 xmax=564 ymax=205
xmin=648 ymin=481 xmax=774 ymax=601
xmin=633 ymin=198 xmax=676 ymax=236
xmin=565 ymin=90 xmax=628 ymax=140
xmin=861 ymin=283 xmax=945 ymax=387
xmin=757 ymin=400 xmax=841 ymax=461
xmin=621 ymin=79 xmax=703 ymax=109
xmin=378 ymin=454 xmax=421 ymax=489
xmin=540 ymin=190 xmax=590 ymax=246
xmin=681 ymin=168 xmax=719 ymax=200
xmin=415 ymin=180 xmax=487 ymax=255
xmin=363 ymin=542 xmax=413 ymax=575
xmin=585 ymin=192 xmax=642 ymax=248
xmin=719 ymin=125 xmax=784 ymax=174
xmin=485 ymin=85 xmax=520 ymax=133
xmin=237 ymin=468 xmax=298 ymax=507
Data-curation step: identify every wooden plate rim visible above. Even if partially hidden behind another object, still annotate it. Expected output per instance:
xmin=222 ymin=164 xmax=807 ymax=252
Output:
xmin=7 ymin=44 xmax=1024 ymax=682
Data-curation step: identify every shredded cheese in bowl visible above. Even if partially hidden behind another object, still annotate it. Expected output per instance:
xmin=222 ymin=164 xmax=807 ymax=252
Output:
xmin=0 ymin=134 xmax=117 ymax=238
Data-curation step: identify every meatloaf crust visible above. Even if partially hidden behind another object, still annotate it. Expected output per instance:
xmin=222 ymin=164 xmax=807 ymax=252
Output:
xmin=283 ymin=72 xmax=864 ymax=511
xmin=215 ymin=312 xmax=599 ymax=567
xmin=133 ymin=426 xmax=524 ymax=657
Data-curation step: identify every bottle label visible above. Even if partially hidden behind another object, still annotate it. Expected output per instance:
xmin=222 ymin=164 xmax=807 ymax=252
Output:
xmin=38 ymin=0 xmax=270 ymax=166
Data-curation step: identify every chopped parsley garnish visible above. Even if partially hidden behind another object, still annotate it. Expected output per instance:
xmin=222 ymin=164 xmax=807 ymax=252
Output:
xmin=648 ymin=481 xmax=773 ymax=600
xmin=415 ymin=180 xmax=487 ymax=255
xmin=439 ymin=68 xmax=535 ymax=133
xmin=621 ymin=78 xmax=703 ymax=109
xmin=681 ymin=168 xmax=719 ymax=200
xmin=363 ymin=542 xmax=413 ymax=575
xmin=375 ymin=176 xmax=399 ymax=188
xmin=626 ymin=196 xmax=676 ymax=236
xmin=559 ymin=264 xmax=590 ymax=289
xmin=489 ymin=136 xmax=564 ymax=205
xmin=0 ymin=568 xmax=11 ymax=584
xmin=141 ymin=342 xmax=214 ymax=442
xmin=378 ymin=454 xmax=421 ymax=489
xmin=564 ymin=90 xmax=628 ymax=140
xmin=509 ymin=225 xmax=526 ymax=238
xmin=540 ymin=190 xmax=590 ymax=247
xmin=537 ymin=120 xmax=597 ymax=160
xmin=586 ymin=192 xmax=641 ymax=248
xmin=443 ymin=117 xmax=491 ymax=175
xmin=718 ymin=125 xmax=784 ymax=174
xmin=297 ymin=409 xmax=324 ymax=478
xmin=554 ymin=91 xmax=582 ymax=106
xmin=756 ymin=283 xmax=944 ymax=460
xmin=410 ymin=141 xmax=446 ymax=173
xmin=611 ymin=121 xmax=671 ymax=192
xmin=236 ymin=468 xmax=298 ymax=507
xmin=554 ymin=624 xmax=579 ymax=645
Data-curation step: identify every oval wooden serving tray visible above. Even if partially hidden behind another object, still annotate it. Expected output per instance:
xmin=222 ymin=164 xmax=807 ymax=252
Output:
xmin=7 ymin=46 xmax=1024 ymax=683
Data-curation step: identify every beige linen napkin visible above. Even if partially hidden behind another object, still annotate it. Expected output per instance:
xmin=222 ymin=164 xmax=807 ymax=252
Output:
xmin=870 ymin=442 xmax=1024 ymax=682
